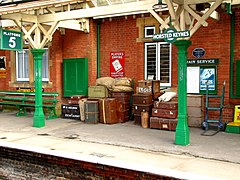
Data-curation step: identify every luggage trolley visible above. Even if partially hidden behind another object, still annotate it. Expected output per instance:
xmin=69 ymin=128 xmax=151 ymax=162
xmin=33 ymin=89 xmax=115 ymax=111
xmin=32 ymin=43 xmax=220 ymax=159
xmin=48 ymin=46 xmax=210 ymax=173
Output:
xmin=202 ymin=81 xmax=226 ymax=136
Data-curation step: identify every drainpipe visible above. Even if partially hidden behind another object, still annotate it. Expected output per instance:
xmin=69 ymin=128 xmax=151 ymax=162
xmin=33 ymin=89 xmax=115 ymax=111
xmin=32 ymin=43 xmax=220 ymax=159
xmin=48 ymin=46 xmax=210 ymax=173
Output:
xmin=228 ymin=5 xmax=239 ymax=98
xmin=229 ymin=11 xmax=237 ymax=98
xmin=97 ymin=21 xmax=101 ymax=78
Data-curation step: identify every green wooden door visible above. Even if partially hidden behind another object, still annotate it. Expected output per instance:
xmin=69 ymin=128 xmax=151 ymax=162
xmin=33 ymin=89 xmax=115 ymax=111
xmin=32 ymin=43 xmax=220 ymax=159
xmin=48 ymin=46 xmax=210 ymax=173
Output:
xmin=63 ymin=58 xmax=88 ymax=97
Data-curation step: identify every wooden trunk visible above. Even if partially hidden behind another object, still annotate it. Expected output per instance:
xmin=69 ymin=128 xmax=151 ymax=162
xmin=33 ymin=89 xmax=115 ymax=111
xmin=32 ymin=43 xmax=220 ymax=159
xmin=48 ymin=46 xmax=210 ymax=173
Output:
xmin=111 ymin=92 xmax=131 ymax=102
xmin=99 ymin=98 xmax=118 ymax=124
xmin=150 ymin=117 xmax=178 ymax=131
xmin=153 ymin=101 xmax=178 ymax=110
xmin=84 ymin=101 xmax=99 ymax=123
xmin=132 ymin=104 xmax=153 ymax=116
xmin=132 ymin=94 xmax=152 ymax=105
xmin=117 ymin=110 xmax=129 ymax=123
xmin=152 ymin=108 xmax=178 ymax=119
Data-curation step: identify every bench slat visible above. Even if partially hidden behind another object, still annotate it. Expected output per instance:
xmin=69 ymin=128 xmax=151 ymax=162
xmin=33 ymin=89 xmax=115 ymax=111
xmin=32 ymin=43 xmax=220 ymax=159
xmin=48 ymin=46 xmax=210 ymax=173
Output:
xmin=0 ymin=91 xmax=59 ymax=120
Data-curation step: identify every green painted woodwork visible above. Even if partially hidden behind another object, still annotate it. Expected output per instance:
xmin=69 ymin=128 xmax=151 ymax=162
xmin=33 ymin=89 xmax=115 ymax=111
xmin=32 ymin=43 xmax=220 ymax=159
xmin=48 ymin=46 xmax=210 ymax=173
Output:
xmin=174 ymin=40 xmax=191 ymax=146
xmin=63 ymin=58 xmax=88 ymax=97
xmin=236 ymin=60 xmax=240 ymax=96
xmin=0 ymin=91 xmax=58 ymax=120
xmin=31 ymin=49 xmax=46 ymax=128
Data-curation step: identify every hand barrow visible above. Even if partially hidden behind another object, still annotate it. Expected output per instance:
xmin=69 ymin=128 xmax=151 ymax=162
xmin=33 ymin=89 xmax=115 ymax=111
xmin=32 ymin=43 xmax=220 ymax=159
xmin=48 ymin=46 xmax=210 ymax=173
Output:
xmin=201 ymin=81 xmax=226 ymax=136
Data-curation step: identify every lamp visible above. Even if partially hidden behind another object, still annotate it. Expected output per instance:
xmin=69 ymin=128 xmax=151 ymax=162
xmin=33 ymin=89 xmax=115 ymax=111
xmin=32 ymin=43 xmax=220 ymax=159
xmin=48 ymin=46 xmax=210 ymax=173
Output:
xmin=152 ymin=0 xmax=167 ymax=10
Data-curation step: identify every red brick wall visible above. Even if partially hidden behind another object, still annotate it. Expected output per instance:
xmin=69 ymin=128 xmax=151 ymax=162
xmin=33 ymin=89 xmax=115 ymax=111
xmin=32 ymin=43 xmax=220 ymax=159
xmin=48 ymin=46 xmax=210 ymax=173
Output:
xmin=99 ymin=16 xmax=144 ymax=82
xmin=0 ymin=147 xmax=178 ymax=180
xmin=1 ymin=9 xmax=240 ymax=122
xmin=0 ymin=50 xmax=9 ymax=91
xmin=61 ymin=20 xmax=97 ymax=87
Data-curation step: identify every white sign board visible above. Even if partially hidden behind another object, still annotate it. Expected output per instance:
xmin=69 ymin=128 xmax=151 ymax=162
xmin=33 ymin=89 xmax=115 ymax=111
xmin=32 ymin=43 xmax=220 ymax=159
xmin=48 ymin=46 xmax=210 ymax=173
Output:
xmin=187 ymin=66 xmax=200 ymax=93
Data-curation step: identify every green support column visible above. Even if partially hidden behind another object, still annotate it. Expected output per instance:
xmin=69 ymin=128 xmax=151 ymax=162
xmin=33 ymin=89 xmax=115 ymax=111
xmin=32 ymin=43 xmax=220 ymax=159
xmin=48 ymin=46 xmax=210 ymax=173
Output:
xmin=31 ymin=49 xmax=46 ymax=128
xmin=174 ymin=40 xmax=192 ymax=146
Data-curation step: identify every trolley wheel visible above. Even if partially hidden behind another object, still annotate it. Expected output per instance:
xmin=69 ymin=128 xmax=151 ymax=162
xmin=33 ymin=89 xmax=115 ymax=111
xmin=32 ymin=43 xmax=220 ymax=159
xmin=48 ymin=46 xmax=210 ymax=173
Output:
xmin=218 ymin=122 xmax=226 ymax=131
xmin=202 ymin=121 xmax=207 ymax=130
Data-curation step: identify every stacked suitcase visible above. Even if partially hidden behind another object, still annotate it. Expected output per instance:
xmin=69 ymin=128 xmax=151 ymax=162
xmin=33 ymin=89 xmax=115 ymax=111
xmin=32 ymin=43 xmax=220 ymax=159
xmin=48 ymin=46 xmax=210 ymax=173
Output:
xmin=84 ymin=100 xmax=99 ymax=123
xmin=61 ymin=95 xmax=87 ymax=120
xmin=133 ymin=80 xmax=153 ymax=125
xmin=112 ymin=92 xmax=131 ymax=123
xmin=150 ymin=101 xmax=178 ymax=131
xmin=99 ymin=98 xmax=118 ymax=124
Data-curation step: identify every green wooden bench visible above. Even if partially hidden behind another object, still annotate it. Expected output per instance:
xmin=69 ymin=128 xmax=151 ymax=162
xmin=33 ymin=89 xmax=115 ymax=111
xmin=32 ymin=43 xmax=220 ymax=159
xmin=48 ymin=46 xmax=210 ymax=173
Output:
xmin=0 ymin=91 xmax=59 ymax=120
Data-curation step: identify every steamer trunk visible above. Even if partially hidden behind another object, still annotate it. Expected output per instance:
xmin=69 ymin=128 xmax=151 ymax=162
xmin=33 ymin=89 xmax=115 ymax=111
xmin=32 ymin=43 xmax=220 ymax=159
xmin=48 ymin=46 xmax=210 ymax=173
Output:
xmin=99 ymin=98 xmax=118 ymax=124
xmin=132 ymin=94 xmax=152 ymax=105
xmin=132 ymin=104 xmax=153 ymax=116
xmin=152 ymin=108 xmax=178 ymax=119
xmin=153 ymin=101 xmax=178 ymax=110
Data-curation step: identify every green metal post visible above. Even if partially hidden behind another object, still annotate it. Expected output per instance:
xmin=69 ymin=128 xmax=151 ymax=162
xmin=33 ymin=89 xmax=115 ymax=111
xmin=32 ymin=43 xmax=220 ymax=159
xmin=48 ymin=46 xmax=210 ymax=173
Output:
xmin=174 ymin=40 xmax=191 ymax=146
xmin=31 ymin=49 xmax=45 ymax=128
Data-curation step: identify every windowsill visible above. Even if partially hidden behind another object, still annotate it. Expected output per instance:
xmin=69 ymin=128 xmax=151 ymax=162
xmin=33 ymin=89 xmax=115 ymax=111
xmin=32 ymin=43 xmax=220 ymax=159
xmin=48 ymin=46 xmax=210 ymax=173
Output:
xmin=9 ymin=81 xmax=53 ymax=89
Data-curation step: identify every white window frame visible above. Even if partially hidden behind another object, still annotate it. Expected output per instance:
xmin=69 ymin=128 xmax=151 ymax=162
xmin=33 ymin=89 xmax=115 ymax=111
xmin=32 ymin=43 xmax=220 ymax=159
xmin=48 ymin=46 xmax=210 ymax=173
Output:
xmin=144 ymin=26 xmax=155 ymax=38
xmin=42 ymin=48 xmax=49 ymax=82
xmin=16 ymin=48 xmax=49 ymax=82
xmin=16 ymin=49 xmax=29 ymax=81
xmin=144 ymin=42 xmax=172 ymax=87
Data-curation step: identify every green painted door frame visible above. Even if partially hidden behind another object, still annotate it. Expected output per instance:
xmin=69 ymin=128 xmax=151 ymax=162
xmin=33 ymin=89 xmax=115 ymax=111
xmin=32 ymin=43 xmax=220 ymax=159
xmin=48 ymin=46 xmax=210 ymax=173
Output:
xmin=63 ymin=58 xmax=88 ymax=97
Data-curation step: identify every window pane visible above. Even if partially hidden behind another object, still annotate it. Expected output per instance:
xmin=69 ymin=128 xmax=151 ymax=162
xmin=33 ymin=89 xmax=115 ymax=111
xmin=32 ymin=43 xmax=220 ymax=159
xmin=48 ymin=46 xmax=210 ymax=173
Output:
xmin=145 ymin=44 xmax=157 ymax=80
xmin=16 ymin=48 xmax=49 ymax=82
xmin=16 ymin=50 xmax=29 ymax=81
xmin=42 ymin=49 xmax=49 ymax=81
xmin=160 ymin=44 xmax=170 ymax=83
xmin=145 ymin=42 xmax=171 ymax=86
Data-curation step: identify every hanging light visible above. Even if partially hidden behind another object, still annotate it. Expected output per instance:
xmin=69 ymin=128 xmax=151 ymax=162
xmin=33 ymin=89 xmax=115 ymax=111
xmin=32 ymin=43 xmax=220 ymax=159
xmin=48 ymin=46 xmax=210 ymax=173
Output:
xmin=152 ymin=0 xmax=167 ymax=10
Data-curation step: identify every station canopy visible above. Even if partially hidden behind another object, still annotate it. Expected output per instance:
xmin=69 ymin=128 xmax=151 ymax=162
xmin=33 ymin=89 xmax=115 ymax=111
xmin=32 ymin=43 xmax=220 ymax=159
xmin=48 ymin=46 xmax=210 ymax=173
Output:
xmin=0 ymin=0 xmax=239 ymax=48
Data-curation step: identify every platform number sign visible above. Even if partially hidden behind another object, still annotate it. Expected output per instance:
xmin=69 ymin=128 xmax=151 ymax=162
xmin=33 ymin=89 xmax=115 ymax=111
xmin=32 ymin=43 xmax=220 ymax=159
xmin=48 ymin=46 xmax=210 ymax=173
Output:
xmin=0 ymin=29 xmax=22 ymax=51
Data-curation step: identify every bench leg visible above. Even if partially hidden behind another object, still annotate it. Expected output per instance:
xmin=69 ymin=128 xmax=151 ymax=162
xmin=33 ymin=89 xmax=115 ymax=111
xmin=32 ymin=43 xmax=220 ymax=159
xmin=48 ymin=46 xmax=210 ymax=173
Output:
xmin=16 ymin=106 xmax=27 ymax=116
xmin=46 ymin=107 xmax=58 ymax=120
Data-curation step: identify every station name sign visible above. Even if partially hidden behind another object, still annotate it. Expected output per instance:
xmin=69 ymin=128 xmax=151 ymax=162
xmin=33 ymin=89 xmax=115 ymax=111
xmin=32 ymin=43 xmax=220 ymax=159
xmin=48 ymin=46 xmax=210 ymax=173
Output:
xmin=187 ymin=58 xmax=219 ymax=65
xmin=153 ymin=28 xmax=190 ymax=43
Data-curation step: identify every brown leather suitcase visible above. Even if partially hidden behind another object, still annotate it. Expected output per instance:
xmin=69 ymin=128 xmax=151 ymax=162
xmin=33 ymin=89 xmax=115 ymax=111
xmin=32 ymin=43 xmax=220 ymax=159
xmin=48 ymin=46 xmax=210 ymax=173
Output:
xmin=132 ymin=104 xmax=153 ymax=116
xmin=117 ymin=110 xmax=129 ymax=123
xmin=112 ymin=92 xmax=131 ymax=102
xmin=99 ymin=98 xmax=118 ymax=124
xmin=138 ymin=80 xmax=152 ymax=87
xmin=159 ymin=118 xmax=178 ymax=131
xmin=153 ymin=101 xmax=178 ymax=110
xmin=150 ymin=117 xmax=160 ymax=129
xmin=132 ymin=94 xmax=152 ymax=105
xmin=152 ymin=108 xmax=178 ymax=119
xmin=67 ymin=99 xmax=79 ymax=105
xmin=168 ymin=119 xmax=178 ymax=131
xmin=70 ymin=95 xmax=87 ymax=100
xmin=134 ymin=114 xmax=141 ymax=125
xmin=152 ymin=80 xmax=160 ymax=94
xmin=116 ymin=101 xmax=130 ymax=112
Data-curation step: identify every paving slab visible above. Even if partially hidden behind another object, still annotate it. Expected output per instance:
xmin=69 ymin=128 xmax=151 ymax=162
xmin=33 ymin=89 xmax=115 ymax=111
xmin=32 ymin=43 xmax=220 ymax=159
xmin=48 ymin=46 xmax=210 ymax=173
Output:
xmin=0 ymin=112 xmax=240 ymax=179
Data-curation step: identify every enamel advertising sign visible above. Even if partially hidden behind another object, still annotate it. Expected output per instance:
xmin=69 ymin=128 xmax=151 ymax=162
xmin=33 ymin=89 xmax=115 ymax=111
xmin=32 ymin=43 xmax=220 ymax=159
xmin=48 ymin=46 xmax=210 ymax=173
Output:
xmin=110 ymin=52 xmax=125 ymax=78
